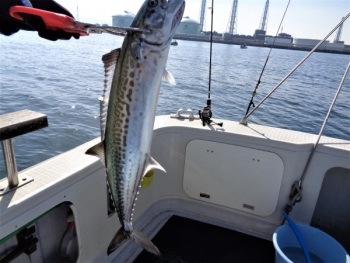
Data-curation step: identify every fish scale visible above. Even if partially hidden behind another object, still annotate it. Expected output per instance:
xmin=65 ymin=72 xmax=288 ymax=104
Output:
xmin=86 ymin=0 xmax=185 ymax=257
xmin=107 ymin=47 xmax=153 ymax=227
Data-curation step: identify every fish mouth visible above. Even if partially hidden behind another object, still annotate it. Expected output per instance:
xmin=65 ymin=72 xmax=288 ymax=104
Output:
xmin=143 ymin=39 xmax=162 ymax=46
xmin=171 ymin=1 xmax=185 ymax=31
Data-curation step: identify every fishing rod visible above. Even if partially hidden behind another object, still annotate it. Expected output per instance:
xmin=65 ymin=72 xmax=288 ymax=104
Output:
xmin=282 ymin=60 xmax=350 ymax=225
xmin=199 ymin=0 xmax=223 ymax=127
xmin=240 ymin=0 xmax=292 ymax=125
xmin=241 ymin=12 xmax=350 ymax=125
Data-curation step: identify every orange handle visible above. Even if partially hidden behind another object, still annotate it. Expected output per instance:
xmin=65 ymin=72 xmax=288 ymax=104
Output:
xmin=9 ymin=6 xmax=89 ymax=36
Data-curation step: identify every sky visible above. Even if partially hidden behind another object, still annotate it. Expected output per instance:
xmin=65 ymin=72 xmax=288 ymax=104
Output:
xmin=56 ymin=0 xmax=350 ymax=44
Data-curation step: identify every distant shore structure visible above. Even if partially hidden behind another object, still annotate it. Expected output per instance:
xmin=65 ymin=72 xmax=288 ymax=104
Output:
xmin=176 ymin=16 xmax=201 ymax=35
xmin=265 ymin=33 xmax=293 ymax=45
xmin=173 ymin=32 xmax=349 ymax=54
xmin=226 ymin=0 xmax=238 ymax=34
xmin=109 ymin=2 xmax=348 ymax=52
xmin=199 ymin=0 xmax=206 ymax=32
xmin=112 ymin=11 xmax=135 ymax=27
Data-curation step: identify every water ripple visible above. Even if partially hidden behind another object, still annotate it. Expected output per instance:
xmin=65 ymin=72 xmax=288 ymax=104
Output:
xmin=0 ymin=32 xmax=349 ymax=177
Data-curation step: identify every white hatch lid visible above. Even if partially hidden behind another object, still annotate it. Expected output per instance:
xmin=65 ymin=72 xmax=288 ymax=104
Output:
xmin=183 ymin=140 xmax=284 ymax=216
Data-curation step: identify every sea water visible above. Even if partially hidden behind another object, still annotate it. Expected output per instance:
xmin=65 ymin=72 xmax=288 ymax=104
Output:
xmin=0 ymin=32 xmax=349 ymax=177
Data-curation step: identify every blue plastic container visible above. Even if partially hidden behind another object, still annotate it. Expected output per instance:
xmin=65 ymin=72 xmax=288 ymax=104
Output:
xmin=273 ymin=224 xmax=349 ymax=263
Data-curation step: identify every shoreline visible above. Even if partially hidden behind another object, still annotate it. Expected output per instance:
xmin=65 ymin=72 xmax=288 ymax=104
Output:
xmin=174 ymin=34 xmax=350 ymax=55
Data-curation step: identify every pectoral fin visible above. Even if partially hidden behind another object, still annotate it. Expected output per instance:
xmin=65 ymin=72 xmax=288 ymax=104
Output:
xmin=162 ymin=69 xmax=176 ymax=85
xmin=144 ymin=155 xmax=166 ymax=176
xmin=85 ymin=141 xmax=105 ymax=166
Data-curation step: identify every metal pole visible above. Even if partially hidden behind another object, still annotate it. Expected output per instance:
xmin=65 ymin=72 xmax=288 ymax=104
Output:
xmin=244 ymin=13 xmax=350 ymax=121
xmin=299 ymin=61 xmax=350 ymax=185
xmin=2 ymin=139 xmax=19 ymax=188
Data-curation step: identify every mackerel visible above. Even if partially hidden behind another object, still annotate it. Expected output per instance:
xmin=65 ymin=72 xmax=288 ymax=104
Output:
xmin=86 ymin=0 xmax=185 ymax=256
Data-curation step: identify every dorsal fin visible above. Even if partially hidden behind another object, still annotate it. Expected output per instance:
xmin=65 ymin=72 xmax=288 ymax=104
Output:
xmin=100 ymin=48 xmax=120 ymax=140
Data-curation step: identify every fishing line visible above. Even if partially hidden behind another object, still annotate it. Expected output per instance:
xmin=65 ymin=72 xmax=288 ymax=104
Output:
xmin=283 ymin=60 xmax=350 ymax=218
xmin=241 ymin=0 xmax=292 ymax=121
xmin=198 ymin=0 xmax=223 ymax=127
xmin=241 ymin=13 xmax=350 ymax=125
xmin=208 ymin=0 xmax=214 ymax=100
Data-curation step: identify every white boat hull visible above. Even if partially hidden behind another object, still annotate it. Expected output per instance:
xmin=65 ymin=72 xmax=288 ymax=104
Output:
xmin=1 ymin=115 xmax=349 ymax=262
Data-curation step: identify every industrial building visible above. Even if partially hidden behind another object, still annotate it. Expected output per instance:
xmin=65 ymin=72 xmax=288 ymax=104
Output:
xmin=112 ymin=11 xmax=135 ymax=27
xmin=291 ymin=17 xmax=346 ymax=51
xmin=226 ymin=0 xmax=238 ymax=34
xmin=293 ymin=38 xmax=329 ymax=49
xmin=327 ymin=41 xmax=346 ymax=51
xmin=176 ymin=16 xmax=201 ymax=35
xmin=327 ymin=17 xmax=347 ymax=51
xmin=222 ymin=0 xmax=270 ymax=43
xmin=111 ymin=10 xmax=202 ymax=34
xmin=176 ymin=0 xmax=205 ymax=35
xmin=109 ymin=1 xmax=348 ymax=53
xmin=219 ymin=0 xmax=347 ymax=52
xmin=265 ymin=33 xmax=293 ymax=45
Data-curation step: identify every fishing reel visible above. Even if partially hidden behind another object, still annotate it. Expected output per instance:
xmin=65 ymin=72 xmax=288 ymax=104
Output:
xmin=199 ymin=106 xmax=212 ymax=126
xmin=199 ymin=100 xmax=223 ymax=127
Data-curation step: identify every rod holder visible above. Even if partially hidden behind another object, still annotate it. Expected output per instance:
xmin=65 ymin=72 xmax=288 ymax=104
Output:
xmin=0 ymin=140 xmax=34 ymax=196
xmin=0 ymin=110 xmax=48 ymax=196
xmin=239 ymin=116 xmax=248 ymax=125
xmin=2 ymin=139 xmax=19 ymax=188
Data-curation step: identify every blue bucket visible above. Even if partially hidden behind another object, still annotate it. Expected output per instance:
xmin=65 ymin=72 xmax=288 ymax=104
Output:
xmin=273 ymin=224 xmax=349 ymax=263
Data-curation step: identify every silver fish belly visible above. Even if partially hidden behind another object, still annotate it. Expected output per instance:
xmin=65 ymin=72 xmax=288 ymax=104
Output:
xmin=106 ymin=44 xmax=169 ymax=228
xmin=86 ymin=0 xmax=185 ymax=257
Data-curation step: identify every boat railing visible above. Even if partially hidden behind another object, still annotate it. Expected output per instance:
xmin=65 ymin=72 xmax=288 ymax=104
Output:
xmin=0 ymin=109 xmax=48 ymax=196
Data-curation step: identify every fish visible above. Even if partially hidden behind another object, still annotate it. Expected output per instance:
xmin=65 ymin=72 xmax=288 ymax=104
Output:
xmin=85 ymin=0 xmax=185 ymax=257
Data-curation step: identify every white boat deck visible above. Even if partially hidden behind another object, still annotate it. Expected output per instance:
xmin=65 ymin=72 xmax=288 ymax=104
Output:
xmin=156 ymin=115 xmax=350 ymax=151
xmin=0 ymin=115 xmax=349 ymax=262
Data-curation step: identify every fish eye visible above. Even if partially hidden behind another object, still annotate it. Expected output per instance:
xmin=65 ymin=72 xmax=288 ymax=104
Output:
xmin=148 ymin=0 xmax=158 ymax=7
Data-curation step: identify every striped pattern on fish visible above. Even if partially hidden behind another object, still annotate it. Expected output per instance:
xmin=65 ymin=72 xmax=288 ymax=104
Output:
xmin=86 ymin=0 xmax=185 ymax=257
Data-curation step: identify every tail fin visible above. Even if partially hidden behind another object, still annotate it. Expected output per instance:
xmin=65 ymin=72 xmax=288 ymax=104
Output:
xmin=108 ymin=227 xmax=161 ymax=257
xmin=130 ymin=228 xmax=161 ymax=256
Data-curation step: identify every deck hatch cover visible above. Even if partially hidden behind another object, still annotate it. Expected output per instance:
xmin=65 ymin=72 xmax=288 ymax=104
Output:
xmin=183 ymin=140 xmax=284 ymax=216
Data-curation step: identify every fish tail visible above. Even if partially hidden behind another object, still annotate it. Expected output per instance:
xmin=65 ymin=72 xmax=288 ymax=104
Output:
xmin=131 ymin=228 xmax=161 ymax=257
xmin=107 ymin=227 xmax=161 ymax=257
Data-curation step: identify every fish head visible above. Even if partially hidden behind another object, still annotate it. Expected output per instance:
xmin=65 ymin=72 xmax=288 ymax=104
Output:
xmin=132 ymin=0 xmax=185 ymax=49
